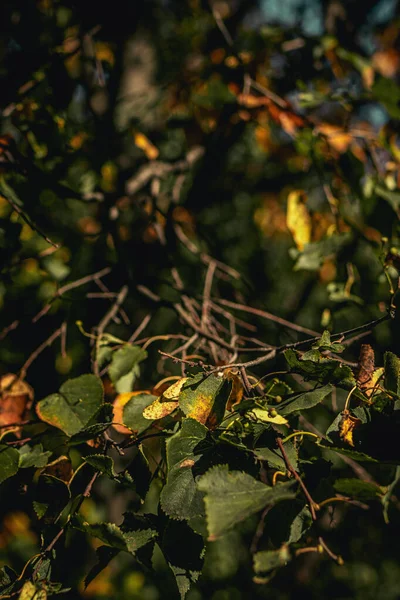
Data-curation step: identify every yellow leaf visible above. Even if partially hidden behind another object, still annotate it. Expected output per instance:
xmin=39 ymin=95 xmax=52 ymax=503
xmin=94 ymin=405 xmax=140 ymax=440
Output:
xmin=286 ymin=190 xmax=312 ymax=251
xmin=162 ymin=378 xmax=188 ymax=400
xmin=133 ymin=132 xmax=159 ymax=160
xmin=339 ymin=411 xmax=361 ymax=447
xmin=19 ymin=581 xmax=47 ymax=600
xmin=251 ymin=408 xmax=288 ymax=425
xmin=142 ymin=397 xmax=178 ymax=420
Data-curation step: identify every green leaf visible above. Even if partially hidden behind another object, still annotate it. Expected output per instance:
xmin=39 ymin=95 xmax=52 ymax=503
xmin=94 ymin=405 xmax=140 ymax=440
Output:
xmin=197 ymin=465 xmax=296 ymax=539
xmin=307 ymin=330 xmax=345 ymax=354
xmin=122 ymin=393 xmax=156 ymax=434
xmin=18 ymin=444 xmax=52 ymax=469
xmin=321 ymin=444 xmax=378 ymax=462
xmin=109 ymin=345 xmax=147 ymax=393
xmin=266 ymin=503 xmax=312 ymax=546
xmin=292 ymin=233 xmax=352 ymax=271
xmin=253 ymin=545 xmax=291 ymax=574
xmin=279 ymin=384 xmax=333 ymax=416
xmin=179 ymin=374 xmax=228 ymax=427
xmin=254 ymin=441 xmax=298 ymax=471
xmin=160 ymin=418 xmax=208 ymax=520
xmin=84 ymin=546 xmax=120 ymax=589
xmin=161 ymin=519 xmax=204 ymax=600
xmin=284 ymin=349 xmax=355 ymax=388
xmin=76 ymin=514 xmax=157 ymax=554
xmin=70 ymin=404 xmax=113 ymax=444
xmin=0 ymin=566 xmax=17 ymax=595
xmin=334 ymin=478 xmax=383 ymax=501
xmin=33 ymin=475 xmax=70 ymax=522
xmin=0 ymin=445 xmax=20 ymax=484
xmin=372 ymin=77 xmax=400 ymax=119
xmin=126 ymin=448 xmax=152 ymax=499
xmin=384 ymin=352 xmax=400 ymax=396
xmin=85 ymin=455 xmax=116 ymax=478
xmin=36 ymin=374 xmax=104 ymax=437
xmin=376 ymin=186 xmax=400 ymax=213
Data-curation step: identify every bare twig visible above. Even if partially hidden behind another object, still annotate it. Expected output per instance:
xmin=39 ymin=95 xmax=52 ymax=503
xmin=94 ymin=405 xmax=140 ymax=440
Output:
xmin=216 ymin=298 xmax=320 ymax=337
xmin=0 ymin=320 xmax=19 ymax=341
xmin=94 ymin=285 xmax=129 ymax=376
xmin=1 ymin=191 xmax=59 ymax=248
xmin=20 ymin=327 xmax=63 ymax=376
xmin=33 ymin=266 xmax=112 ymax=322
xmin=128 ymin=313 xmax=152 ymax=343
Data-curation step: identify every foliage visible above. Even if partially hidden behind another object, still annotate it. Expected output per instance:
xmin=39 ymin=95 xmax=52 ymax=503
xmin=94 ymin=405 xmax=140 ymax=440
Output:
xmin=1 ymin=1 xmax=400 ymax=599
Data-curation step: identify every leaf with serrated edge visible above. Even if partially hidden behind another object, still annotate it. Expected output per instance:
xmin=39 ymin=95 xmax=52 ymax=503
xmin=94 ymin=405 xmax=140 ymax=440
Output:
xmin=0 ymin=445 xmax=20 ymax=484
xmin=279 ymin=384 xmax=333 ymax=416
xmin=197 ymin=465 xmax=295 ymax=540
xmin=36 ymin=374 xmax=103 ymax=437
xmin=161 ymin=418 xmax=208 ymax=520
xmin=85 ymin=455 xmax=116 ymax=478
xmin=76 ymin=520 xmax=157 ymax=553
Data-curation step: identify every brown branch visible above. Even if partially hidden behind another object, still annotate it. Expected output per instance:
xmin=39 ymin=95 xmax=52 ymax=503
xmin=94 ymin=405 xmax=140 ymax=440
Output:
xmin=33 ymin=266 xmax=112 ymax=322
xmin=216 ymin=298 xmax=320 ymax=337
xmin=128 ymin=313 xmax=152 ymax=343
xmin=277 ymin=437 xmax=319 ymax=520
xmin=318 ymin=537 xmax=344 ymax=564
xmin=1 ymin=191 xmax=60 ymax=248
xmin=93 ymin=285 xmax=129 ymax=375
xmin=20 ymin=327 xmax=63 ymax=377
xmin=0 ymin=320 xmax=19 ymax=341
xmin=201 ymin=261 xmax=216 ymax=329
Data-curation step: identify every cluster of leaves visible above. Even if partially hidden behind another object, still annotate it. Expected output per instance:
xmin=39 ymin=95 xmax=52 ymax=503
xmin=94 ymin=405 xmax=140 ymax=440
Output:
xmin=2 ymin=334 xmax=400 ymax=598
xmin=2 ymin=1 xmax=400 ymax=599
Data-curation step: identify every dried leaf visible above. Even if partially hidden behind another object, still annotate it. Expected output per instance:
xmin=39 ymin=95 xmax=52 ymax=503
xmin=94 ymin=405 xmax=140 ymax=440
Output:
xmin=286 ymin=190 xmax=312 ymax=251
xmin=142 ymin=397 xmax=179 ymax=420
xmin=0 ymin=374 xmax=34 ymax=429
xmin=339 ymin=411 xmax=361 ymax=447
xmin=224 ymin=369 xmax=244 ymax=410
xmin=356 ymin=344 xmax=375 ymax=391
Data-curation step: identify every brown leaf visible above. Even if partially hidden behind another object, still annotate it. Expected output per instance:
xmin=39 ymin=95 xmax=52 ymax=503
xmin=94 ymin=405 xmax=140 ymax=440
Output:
xmin=0 ymin=374 xmax=34 ymax=429
xmin=224 ymin=369 xmax=244 ymax=410
xmin=356 ymin=345 xmax=375 ymax=390
xmin=43 ymin=456 xmax=73 ymax=483
xmin=339 ymin=410 xmax=362 ymax=447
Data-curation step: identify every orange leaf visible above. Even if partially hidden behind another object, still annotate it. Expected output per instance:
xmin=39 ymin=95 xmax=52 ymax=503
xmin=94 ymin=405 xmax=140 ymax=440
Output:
xmin=0 ymin=374 xmax=34 ymax=429
xmin=133 ymin=132 xmax=159 ymax=160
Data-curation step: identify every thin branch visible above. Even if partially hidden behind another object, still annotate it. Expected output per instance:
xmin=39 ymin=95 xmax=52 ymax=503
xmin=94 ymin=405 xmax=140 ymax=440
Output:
xmin=20 ymin=327 xmax=63 ymax=376
xmin=33 ymin=266 xmax=112 ymax=322
xmin=1 ymin=191 xmax=59 ymax=248
xmin=0 ymin=319 xmax=19 ymax=341
xmin=94 ymin=285 xmax=129 ymax=376
xmin=216 ymin=298 xmax=320 ymax=337
xmin=201 ymin=261 xmax=216 ymax=329
xmin=128 ymin=313 xmax=152 ymax=343
xmin=277 ymin=437 xmax=319 ymax=520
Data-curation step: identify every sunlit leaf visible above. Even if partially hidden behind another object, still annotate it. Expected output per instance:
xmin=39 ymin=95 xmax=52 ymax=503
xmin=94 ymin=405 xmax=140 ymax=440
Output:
xmin=36 ymin=375 xmax=103 ymax=437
